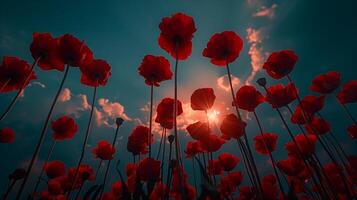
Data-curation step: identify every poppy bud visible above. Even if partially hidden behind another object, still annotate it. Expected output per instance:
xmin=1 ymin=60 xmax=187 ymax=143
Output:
xmin=168 ymin=135 xmax=175 ymax=143
xmin=256 ymin=78 xmax=267 ymax=87
xmin=116 ymin=117 xmax=124 ymax=126
xmin=8 ymin=168 xmax=26 ymax=180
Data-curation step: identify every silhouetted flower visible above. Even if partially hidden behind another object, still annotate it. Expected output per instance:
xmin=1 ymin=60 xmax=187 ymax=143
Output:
xmin=347 ymin=124 xmax=357 ymax=139
xmin=305 ymin=117 xmax=331 ymax=135
xmin=149 ymin=181 xmax=166 ymax=200
xmin=235 ymin=85 xmax=264 ymax=112
xmin=127 ymin=126 xmax=152 ymax=155
xmin=92 ymin=140 xmax=116 ymax=160
xmin=291 ymin=106 xmax=314 ymax=125
xmin=298 ymin=95 xmax=325 ymax=114
xmin=263 ymin=50 xmax=298 ymax=79
xmin=186 ymin=121 xmax=210 ymax=140
xmin=310 ymin=71 xmax=340 ymax=94
xmin=253 ymin=133 xmax=278 ymax=155
xmin=277 ymin=155 xmax=305 ymax=176
xmin=190 ymin=88 xmax=216 ymax=111
xmin=58 ymin=34 xmax=93 ymax=67
xmin=185 ymin=141 xmax=203 ymax=158
xmin=155 ymin=98 xmax=183 ymax=129
xmin=218 ymin=152 xmax=240 ymax=171
xmin=51 ymin=115 xmax=78 ymax=141
xmin=0 ymin=127 xmax=15 ymax=143
xmin=137 ymin=158 xmax=161 ymax=182
xmin=285 ymin=134 xmax=317 ymax=158
xmin=337 ymin=80 xmax=357 ymax=104
xmin=203 ymin=31 xmax=244 ymax=66
xmin=138 ymin=55 xmax=172 ymax=86
xmin=79 ymin=59 xmax=112 ymax=87
xmin=200 ymin=134 xmax=225 ymax=152
xmin=265 ymin=83 xmax=298 ymax=108
xmin=261 ymin=174 xmax=278 ymax=200
xmin=220 ymin=114 xmax=246 ymax=140
xmin=207 ymin=159 xmax=223 ymax=175
xmin=158 ymin=13 xmax=196 ymax=60
xmin=0 ymin=56 xmax=36 ymax=93
xmin=67 ymin=164 xmax=94 ymax=189
xmin=30 ymin=32 xmax=64 ymax=71
xmin=44 ymin=160 xmax=66 ymax=179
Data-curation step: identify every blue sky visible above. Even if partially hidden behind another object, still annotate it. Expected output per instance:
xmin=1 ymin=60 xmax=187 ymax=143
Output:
xmin=0 ymin=0 xmax=356 ymax=195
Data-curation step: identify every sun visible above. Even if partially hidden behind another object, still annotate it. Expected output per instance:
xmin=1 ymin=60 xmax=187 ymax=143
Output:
xmin=207 ymin=109 xmax=220 ymax=123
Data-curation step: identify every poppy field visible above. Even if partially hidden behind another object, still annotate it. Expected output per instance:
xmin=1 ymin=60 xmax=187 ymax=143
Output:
xmin=0 ymin=3 xmax=357 ymax=200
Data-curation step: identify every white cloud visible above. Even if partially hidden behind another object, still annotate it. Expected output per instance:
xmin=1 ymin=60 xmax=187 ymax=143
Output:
xmin=94 ymin=98 xmax=131 ymax=128
xmin=217 ymin=74 xmax=240 ymax=92
xmin=253 ymin=4 xmax=277 ymax=19
xmin=58 ymin=88 xmax=71 ymax=102
xmin=245 ymin=28 xmax=266 ymax=85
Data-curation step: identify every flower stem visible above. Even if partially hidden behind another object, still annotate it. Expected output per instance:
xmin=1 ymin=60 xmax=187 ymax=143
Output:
xmin=2 ymin=179 xmax=17 ymax=200
xmin=67 ymin=84 xmax=97 ymax=198
xmin=0 ymin=58 xmax=39 ymax=122
xmin=0 ymin=78 xmax=11 ymax=92
xmin=149 ymin=84 xmax=154 ymax=158
xmin=15 ymin=64 xmax=69 ymax=200
xmin=32 ymin=140 xmax=57 ymax=195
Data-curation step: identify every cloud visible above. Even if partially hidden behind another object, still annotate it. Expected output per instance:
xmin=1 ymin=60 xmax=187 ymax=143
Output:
xmin=245 ymin=27 xmax=266 ymax=85
xmin=217 ymin=75 xmax=240 ymax=92
xmin=253 ymin=4 xmax=277 ymax=19
xmin=94 ymin=98 xmax=131 ymax=128
xmin=58 ymin=88 xmax=71 ymax=102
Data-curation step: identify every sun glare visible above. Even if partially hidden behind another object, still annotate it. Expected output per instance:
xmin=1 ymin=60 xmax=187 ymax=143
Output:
xmin=207 ymin=110 xmax=220 ymax=123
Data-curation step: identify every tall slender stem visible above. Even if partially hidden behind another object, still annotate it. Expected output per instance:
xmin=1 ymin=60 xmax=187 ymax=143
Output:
xmin=2 ymin=179 xmax=17 ymax=200
xmin=156 ymin=128 xmax=165 ymax=160
xmin=67 ymin=84 xmax=97 ymax=198
xmin=164 ymin=142 xmax=173 ymax=200
xmin=149 ymin=85 xmax=154 ymax=158
xmin=32 ymin=140 xmax=57 ymax=195
xmin=15 ymin=65 xmax=70 ymax=199
xmin=98 ymin=122 xmax=122 ymax=199
xmin=253 ymin=111 xmax=285 ymax=195
xmin=341 ymin=103 xmax=356 ymax=124
xmin=0 ymin=58 xmax=40 ymax=122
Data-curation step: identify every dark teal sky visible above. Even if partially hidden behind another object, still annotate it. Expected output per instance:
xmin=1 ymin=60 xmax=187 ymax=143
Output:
xmin=1 ymin=0 xmax=356 ymax=195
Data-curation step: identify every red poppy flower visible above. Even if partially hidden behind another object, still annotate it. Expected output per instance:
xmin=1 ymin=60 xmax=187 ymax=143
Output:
xmin=228 ymin=171 xmax=243 ymax=186
xmin=67 ymin=164 xmax=94 ymax=189
xmin=149 ymin=181 xmax=166 ymax=200
xmin=137 ymin=158 xmax=161 ymax=182
xmin=305 ymin=117 xmax=331 ymax=135
xmin=79 ymin=59 xmax=112 ymax=87
xmin=218 ymin=153 xmax=240 ymax=171
xmin=58 ymin=34 xmax=93 ymax=67
xmin=125 ymin=163 xmax=137 ymax=177
xmin=0 ymin=127 xmax=15 ymax=143
xmin=347 ymin=124 xmax=357 ymax=139
xmin=138 ymin=55 xmax=172 ymax=86
xmin=51 ymin=115 xmax=78 ymax=141
xmin=158 ymin=13 xmax=196 ymax=60
xmin=219 ymin=175 xmax=238 ymax=197
xmin=263 ymin=50 xmax=298 ymax=79
xmin=347 ymin=156 xmax=357 ymax=182
xmin=92 ymin=140 xmax=116 ymax=160
xmin=253 ymin=133 xmax=278 ymax=155
xmin=127 ymin=125 xmax=152 ymax=155
xmin=185 ymin=141 xmax=203 ymax=158
xmin=186 ymin=121 xmax=210 ymax=140
xmin=155 ymin=98 xmax=183 ymax=129
xmin=30 ymin=33 xmax=64 ymax=71
xmin=310 ymin=71 xmax=340 ymax=94
xmin=199 ymin=134 xmax=225 ymax=152
xmin=190 ymin=88 xmax=216 ymax=111
xmin=220 ymin=114 xmax=247 ymax=140
xmin=277 ymin=155 xmax=305 ymax=176
xmin=0 ymin=56 xmax=36 ymax=93
xmin=265 ymin=83 xmax=298 ymax=108
xmin=112 ymin=181 xmax=123 ymax=197
xmin=207 ymin=159 xmax=223 ymax=175
xmin=291 ymin=106 xmax=314 ymax=125
xmin=323 ymin=163 xmax=348 ymax=194
xmin=202 ymin=31 xmax=244 ymax=66
xmin=285 ymin=134 xmax=317 ymax=158
xmin=102 ymin=192 xmax=116 ymax=200
xmin=298 ymin=95 xmax=325 ymax=114
xmin=337 ymin=80 xmax=357 ymax=104
xmin=48 ymin=179 xmax=64 ymax=195
xmin=235 ymin=85 xmax=265 ymax=112
xmin=262 ymin=174 xmax=278 ymax=200
xmin=44 ymin=160 xmax=66 ymax=179
xmin=238 ymin=186 xmax=254 ymax=200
